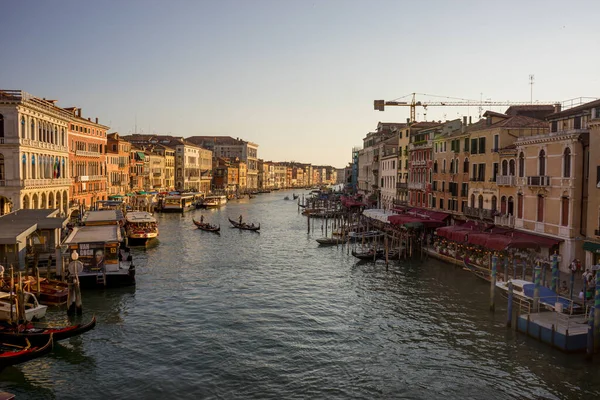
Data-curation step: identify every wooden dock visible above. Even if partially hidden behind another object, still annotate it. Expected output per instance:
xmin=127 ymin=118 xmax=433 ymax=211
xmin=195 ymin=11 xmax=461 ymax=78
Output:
xmin=517 ymin=311 xmax=589 ymax=352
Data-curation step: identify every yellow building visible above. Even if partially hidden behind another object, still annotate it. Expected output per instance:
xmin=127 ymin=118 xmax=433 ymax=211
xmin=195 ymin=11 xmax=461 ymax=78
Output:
xmin=586 ymin=106 xmax=600 ymax=267
xmin=514 ymin=104 xmax=589 ymax=270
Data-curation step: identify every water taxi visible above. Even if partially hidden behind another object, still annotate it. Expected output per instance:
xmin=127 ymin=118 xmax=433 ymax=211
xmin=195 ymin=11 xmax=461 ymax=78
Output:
xmin=159 ymin=194 xmax=196 ymax=213
xmin=125 ymin=211 xmax=158 ymax=246
xmin=201 ymin=195 xmax=227 ymax=208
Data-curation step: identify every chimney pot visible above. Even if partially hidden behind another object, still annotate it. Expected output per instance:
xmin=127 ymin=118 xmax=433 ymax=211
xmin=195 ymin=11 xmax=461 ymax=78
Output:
xmin=95 ymin=117 xmax=98 ymax=124
xmin=77 ymin=109 xmax=82 ymax=118
xmin=469 ymin=116 xmax=472 ymax=125
xmin=554 ymin=103 xmax=562 ymax=113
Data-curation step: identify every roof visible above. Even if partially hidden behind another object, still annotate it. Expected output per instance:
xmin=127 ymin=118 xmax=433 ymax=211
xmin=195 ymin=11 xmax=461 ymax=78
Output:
xmin=82 ymin=210 xmax=123 ymax=225
xmin=63 ymin=225 xmax=121 ymax=244
xmin=547 ymin=98 xmax=600 ymax=120
xmin=0 ymin=209 xmax=67 ymax=244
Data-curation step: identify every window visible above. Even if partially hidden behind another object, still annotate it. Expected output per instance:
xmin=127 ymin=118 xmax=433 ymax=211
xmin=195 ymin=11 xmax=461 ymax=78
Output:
xmin=0 ymin=114 xmax=4 ymax=138
xmin=509 ymin=159 xmax=515 ymax=176
xmin=539 ymin=150 xmax=546 ymax=176
xmin=470 ymin=138 xmax=478 ymax=155
xmin=0 ymin=154 xmax=4 ymax=181
xmin=478 ymin=195 xmax=484 ymax=209
xmin=478 ymin=137 xmax=486 ymax=154
xmin=561 ymin=197 xmax=569 ymax=226
xmin=433 ymin=161 xmax=438 ymax=173
xmin=493 ymin=135 xmax=499 ymax=152
xmin=478 ymin=164 xmax=486 ymax=182
xmin=470 ymin=194 xmax=475 ymax=208
xmin=517 ymin=193 xmax=523 ymax=219
xmin=502 ymin=160 xmax=508 ymax=176
xmin=439 ymin=199 xmax=444 ymax=210
xmin=519 ymin=152 xmax=525 ymax=177
xmin=493 ymin=163 xmax=498 ymax=181
xmin=463 ymin=158 xmax=469 ymax=173
xmin=501 ymin=196 xmax=507 ymax=214
xmin=574 ymin=116 xmax=581 ymax=130
xmin=491 ymin=196 xmax=497 ymax=211
xmin=563 ymin=148 xmax=571 ymax=177
xmin=537 ymin=195 xmax=544 ymax=222
xmin=551 ymin=121 xmax=557 ymax=132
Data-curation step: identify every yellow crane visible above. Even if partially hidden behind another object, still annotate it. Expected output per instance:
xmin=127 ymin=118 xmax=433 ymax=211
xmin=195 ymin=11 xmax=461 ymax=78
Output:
xmin=374 ymin=93 xmax=560 ymax=123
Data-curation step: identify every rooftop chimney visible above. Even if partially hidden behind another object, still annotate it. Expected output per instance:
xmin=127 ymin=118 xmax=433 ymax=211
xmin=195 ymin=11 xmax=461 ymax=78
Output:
xmin=469 ymin=116 xmax=472 ymax=125
xmin=462 ymin=116 xmax=467 ymax=133
xmin=554 ymin=103 xmax=562 ymax=113
xmin=95 ymin=117 xmax=98 ymax=124
xmin=77 ymin=109 xmax=82 ymax=118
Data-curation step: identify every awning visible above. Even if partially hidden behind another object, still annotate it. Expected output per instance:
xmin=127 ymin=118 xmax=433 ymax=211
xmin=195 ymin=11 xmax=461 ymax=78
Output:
xmin=584 ymin=241 xmax=600 ymax=254
xmin=508 ymin=231 xmax=562 ymax=248
xmin=136 ymin=152 xmax=145 ymax=160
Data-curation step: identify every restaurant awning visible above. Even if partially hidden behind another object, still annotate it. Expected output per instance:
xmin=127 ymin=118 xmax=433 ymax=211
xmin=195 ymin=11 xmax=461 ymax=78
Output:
xmin=583 ymin=241 xmax=600 ymax=254
xmin=136 ymin=152 xmax=145 ymax=160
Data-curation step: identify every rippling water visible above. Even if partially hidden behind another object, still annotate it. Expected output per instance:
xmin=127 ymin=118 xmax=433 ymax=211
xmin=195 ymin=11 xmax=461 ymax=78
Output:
xmin=2 ymin=190 xmax=599 ymax=399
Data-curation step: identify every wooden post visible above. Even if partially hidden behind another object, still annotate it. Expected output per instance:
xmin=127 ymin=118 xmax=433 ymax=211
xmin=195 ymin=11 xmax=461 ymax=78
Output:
xmin=35 ymin=266 xmax=41 ymax=296
xmin=507 ymin=281 xmax=513 ymax=328
xmin=533 ymin=263 xmax=541 ymax=312
xmin=503 ymin=256 xmax=509 ymax=283
xmin=594 ymin=277 xmax=600 ymax=353
xmin=490 ymin=255 xmax=497 ymax=312
xmin=551 ymin=253 xmax=559 ymax=293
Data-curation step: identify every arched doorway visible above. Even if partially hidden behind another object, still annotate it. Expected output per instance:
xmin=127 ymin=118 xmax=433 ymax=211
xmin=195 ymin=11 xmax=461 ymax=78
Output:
xmin=32 ymin=193 xmax=39 ymax=209
xmin=41 ymin=192 xmax=47 ymax=209
xmin=22 ymin=194 xmax=30 ymax=210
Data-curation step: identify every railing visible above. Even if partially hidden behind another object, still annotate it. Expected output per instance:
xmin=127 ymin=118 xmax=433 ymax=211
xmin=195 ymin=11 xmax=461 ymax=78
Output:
xmin=75 ymin=150 xmax=102 ymax=157
xmin=393 ymin=200 xmax=408 ymax=207
xmin=494 ymin=214 xmax=515 ymax=228
xmin=496 ymin=175 xmax=516 ymax=186
xmin=23 ymin=178 xmax=71 ymax=187
xmin=412 ymin=160 xmax=426 ymax=166
xmin=465 ymin=206 xmax=494 ymax=220
xmin=535 ymin=222 xmax=545 ymax=233
xmin=527 ymin=176 xmax=551 ymax=186
xmin=396 ymin=182 xmax=408 ymax=189
xmin=408 ymin=182 xmax=425 ymax=190
xmin=559 ymin=226 xmax=571 ymax=238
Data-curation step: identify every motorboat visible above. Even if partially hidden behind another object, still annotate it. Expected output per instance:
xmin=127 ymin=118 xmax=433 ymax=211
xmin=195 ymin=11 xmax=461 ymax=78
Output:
xmin=496 ymin=279 xmax=581 ymax=313
xmin=0 ymin=291 xmax=48 ymax=322
xmin=201 ymin=195 xmax=227 ymax=208
xmin=125 ymin=211 xmax=158 ymax=246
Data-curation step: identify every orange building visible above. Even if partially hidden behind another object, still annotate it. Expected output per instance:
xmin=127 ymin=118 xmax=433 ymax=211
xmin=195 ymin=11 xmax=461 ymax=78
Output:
xmin=65 ymin=108 xmax=108 ymax=209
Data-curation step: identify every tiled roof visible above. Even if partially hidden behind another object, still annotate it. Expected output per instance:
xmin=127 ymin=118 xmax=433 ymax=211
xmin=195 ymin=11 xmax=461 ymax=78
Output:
xmin=547 ymin=98 xmax=600 ymax=120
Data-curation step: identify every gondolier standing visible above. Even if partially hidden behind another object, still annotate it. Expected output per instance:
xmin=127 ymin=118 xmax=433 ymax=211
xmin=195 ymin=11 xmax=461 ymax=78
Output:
xmin=239 ymin=215 xmax=243 ymax=225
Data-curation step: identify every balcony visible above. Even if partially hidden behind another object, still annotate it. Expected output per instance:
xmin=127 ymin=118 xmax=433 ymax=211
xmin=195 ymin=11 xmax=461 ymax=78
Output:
xmin=75 ymin=150 xmax=102 ymax=157
xmin=408 ymin=140 xmax=432 ymax=150
xmin=527 ymin=176 xmax=551 ymax=187
xmin=535 ymin=222 xmax=545 ymax=233
xmin=396 ymin=182 xmax=408 ymax=190
xmin=496 ymin=175 xmax=516 ymax=186
xmin=494 ymin=214 xmax=515 ymax=228
xmin=412 ymin=160 xmax=426 ymax=166
xmin=559 ymin=226 xmax=571 ymax=238
xmin=408 ymin=182 xmax=425 ymax=190
xmin=23 ymin=178 xmax=71 ymax=188
xmin=464 ymin=206 xmax=494 ymax=220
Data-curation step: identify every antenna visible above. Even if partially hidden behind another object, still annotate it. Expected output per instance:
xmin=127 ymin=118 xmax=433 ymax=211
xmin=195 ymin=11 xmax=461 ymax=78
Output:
xmin=529 ymin=74 xmax=534 ymax=104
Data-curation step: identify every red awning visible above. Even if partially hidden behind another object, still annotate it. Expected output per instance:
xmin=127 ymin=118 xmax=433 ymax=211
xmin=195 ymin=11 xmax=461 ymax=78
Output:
xmin=506 ymin=231 xmax=563 ymax=248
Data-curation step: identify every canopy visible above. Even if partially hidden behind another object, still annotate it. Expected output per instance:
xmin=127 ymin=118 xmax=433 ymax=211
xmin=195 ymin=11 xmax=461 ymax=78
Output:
xmin=136 ymin=152 xmax=145 ymax=160
xmin=108 ymin=195 xmax=124 ymax=199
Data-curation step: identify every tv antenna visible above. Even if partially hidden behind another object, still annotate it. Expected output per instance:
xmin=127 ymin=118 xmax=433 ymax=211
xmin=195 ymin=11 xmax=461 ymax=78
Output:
xmin=529 ymin=74 xmax=534 ymax=104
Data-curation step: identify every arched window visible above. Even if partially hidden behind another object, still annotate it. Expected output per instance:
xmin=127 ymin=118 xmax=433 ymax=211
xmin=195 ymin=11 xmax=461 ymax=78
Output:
xmin=0 ymin=114 xmax=4 ymax=138
xmin=31 ymin=154 xmax=36 ymax=179
xmin=563 ymin=148 xmax=571 ymax=178
xmin=502 ymin=160 xmax=508 ymax=176
xmin=507 ymin=196 xmax=514 ymax=216
xmin=517 ymin=193 xmax=523 ymax=219
xmin=518 ymin=152 xmax=525 ymax=177
xmin=470 ymin=194 xmax=475 ymax=208
xmin=21 ymin=116 xmax=26 ymax=138
xmin=443 ymin=159 xmax=446 ymax=173
xmin=491 ymin=195 xmax=497 ymax=211
xmin=21 ymin=154 xmax=26 ymax=179
xmin=433 ymin=160 xmax=438 ymax=173
xmin=31 ymin=119 xmax=35 ymax=140
xmin=509 ymin=159 xmax=515 ymax=176
xmin=478 ymin=194 xmax=484 ymax=209
xmin=463 ymin=158 xmax=469 ymax=173
xmin=537 ymin=194 xmax=544 ymax=222
xmin=500 ymin=196 xmax=507 ymax=214
xmin=538 ymin=149 xmax=546 ymax=176
xmin=561 ymin=196 xmax=569 ymax=226
xmin=0 ymin=154 xmax=4 ymax=181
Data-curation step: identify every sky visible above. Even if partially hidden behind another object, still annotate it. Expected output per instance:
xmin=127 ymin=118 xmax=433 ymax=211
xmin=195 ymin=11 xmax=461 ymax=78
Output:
xmin=2 ymin=0 xmax=599 ymax=168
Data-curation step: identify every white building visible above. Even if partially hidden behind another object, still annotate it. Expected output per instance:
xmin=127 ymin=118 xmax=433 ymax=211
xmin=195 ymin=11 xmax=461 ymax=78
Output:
xmin=0 ymin=90 xmax=71 ymax=215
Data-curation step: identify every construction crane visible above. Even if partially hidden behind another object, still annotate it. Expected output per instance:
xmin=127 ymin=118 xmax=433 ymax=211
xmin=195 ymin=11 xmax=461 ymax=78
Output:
xmin=374 ymin=93 xmax=560 ymax=123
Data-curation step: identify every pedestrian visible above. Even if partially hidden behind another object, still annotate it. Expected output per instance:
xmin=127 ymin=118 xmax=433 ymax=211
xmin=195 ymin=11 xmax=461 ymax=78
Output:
xmin=200 ymin=215 xmax=204 ymax=223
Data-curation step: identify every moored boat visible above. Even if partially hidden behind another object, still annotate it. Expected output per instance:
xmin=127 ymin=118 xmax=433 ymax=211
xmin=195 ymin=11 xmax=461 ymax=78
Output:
xmin=316 ymin=237 xmax=348 ymax=245
xmin=0 ymin=316 xmax=96 ymax=346
xmin=0 ymin=334 xmax=53 ymax=371
xmin=201 ymin=195 xmax=227 ymax=209
xmin=16 ymin=276 xmax=69 ymax=306
xmin=228 ymin=218 xmax=260 ymax=231
xmin=496 ymin=279 xmax=581 ymax=313
xmin=125 ymin=211 xmax=158 ymax=246
xmin=0 ymin=292 xmax=47 ymax=322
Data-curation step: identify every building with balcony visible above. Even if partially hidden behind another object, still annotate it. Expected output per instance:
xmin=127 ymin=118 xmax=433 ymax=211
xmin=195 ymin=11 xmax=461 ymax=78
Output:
xmin=186 ymin=136 xmax=259 ymax=191
xmin=407 ymin=121 xmax=439 ymax=209
xmin=513 ymin=102 xmax=588 ymax=270
xmin=0 ymin=90 xmax=71 ymax=215
xmin=466 ymin=110 xmax=548 ymax=225
xmin=107 ymin=133 xmax=131 ymax=196
xmin=65 ymin=107 xmax=108 ymax=208
xmin=380 ymin=136 xmax=399 ymax=210
xmin=151 ymin=144 xmax=175 ymax=191
xmin=585 ymin=102 xmax=600 ymax=267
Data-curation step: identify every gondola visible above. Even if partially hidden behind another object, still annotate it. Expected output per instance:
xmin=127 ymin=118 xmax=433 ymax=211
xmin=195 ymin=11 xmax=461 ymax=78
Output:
xmin=293 ymin=194 xmax=299 ymax=200
xmin=351 ymin=249 xmax=385 ymax=260
xmin=192 ymin=219 xmax=221 ymax=233
xmin=0 ymin=316 xmax=96 ymax=346
xmin=0 ymin=334 xmax=53 ymax=371
xmin=316 ymin=237 xmax=348 ymax=245
xmin=228 ymin=218 xmax=260 ymax=231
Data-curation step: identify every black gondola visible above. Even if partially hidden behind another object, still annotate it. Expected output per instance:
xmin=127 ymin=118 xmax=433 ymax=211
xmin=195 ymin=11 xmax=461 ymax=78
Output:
xmin=192 ymin=219 xmax=221 ymax=233
xmin=228 ymin=218 xmax=260 ymax=231
xmin=293 ymin=194 xmax=299 ymax=200
xmin=0 ymin=334 xmax=53 ymax=371
xmin=0 ymin=316 xmax=96 ymax=346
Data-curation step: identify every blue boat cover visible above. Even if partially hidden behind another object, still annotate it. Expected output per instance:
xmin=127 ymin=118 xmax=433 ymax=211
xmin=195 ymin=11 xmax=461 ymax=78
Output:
xmin=522 ymin=283 xmax=579 ymax=310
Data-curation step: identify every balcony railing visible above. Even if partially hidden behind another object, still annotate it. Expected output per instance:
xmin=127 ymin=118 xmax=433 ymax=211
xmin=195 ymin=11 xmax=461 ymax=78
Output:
xmin=408 ymin=182 xmax=425 ymax=190
xmin=75 ymin=150 xmax=102 ymax=157
xmin=527 ymin=176 xmax=551 ymax=187
xmin=396 ymin=182 xmax=408 ymax=190
xmin=494 ymin=214 xmax=515 ymax=228
xmin=23 ymin=178 xmax=71 ymax=188
xmin=412 ymin=160 xmax=426 ymax=166
xmin=496 ymin=175 xmax=516 ymax=186
xmin=464 ymin=206 xmax=494 ymax=220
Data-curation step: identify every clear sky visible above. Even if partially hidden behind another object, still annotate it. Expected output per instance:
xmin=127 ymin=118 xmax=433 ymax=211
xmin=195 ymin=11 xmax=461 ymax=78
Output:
xmin=2 ymin=0 xmax=598 ymax=168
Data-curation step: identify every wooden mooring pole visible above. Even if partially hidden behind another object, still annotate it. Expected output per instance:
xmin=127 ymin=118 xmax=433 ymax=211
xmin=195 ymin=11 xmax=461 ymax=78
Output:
xmin=490 ymin=255 xmax=497 ymax=312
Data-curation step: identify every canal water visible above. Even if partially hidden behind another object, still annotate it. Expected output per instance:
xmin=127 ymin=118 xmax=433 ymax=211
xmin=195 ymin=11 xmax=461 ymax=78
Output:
xmin=2 ymin=190 xmax=599 ymax=399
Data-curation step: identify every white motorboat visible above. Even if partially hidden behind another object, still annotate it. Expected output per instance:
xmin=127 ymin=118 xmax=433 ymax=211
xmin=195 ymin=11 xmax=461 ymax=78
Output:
xmin=202 ymin=195 xmax=227 ymax=208
xmin=125 ymin=211 xmax=158 ymax=245
xmin=496 ymin=279 xmax=580 ymax=313
xmin=0 ymin=291 xmax=48 ymax=322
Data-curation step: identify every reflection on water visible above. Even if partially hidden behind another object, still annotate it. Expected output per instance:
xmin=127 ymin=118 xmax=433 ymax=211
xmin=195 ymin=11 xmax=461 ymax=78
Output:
xmin=3 ymin=190 xmax=600 ymax=399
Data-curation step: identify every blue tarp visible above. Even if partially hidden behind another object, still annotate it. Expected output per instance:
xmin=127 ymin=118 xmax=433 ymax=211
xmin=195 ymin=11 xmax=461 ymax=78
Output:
xmin=523 ymin=283 xmax=580 ymax=310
